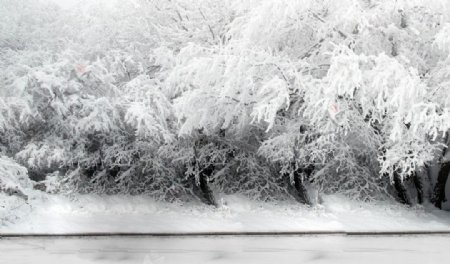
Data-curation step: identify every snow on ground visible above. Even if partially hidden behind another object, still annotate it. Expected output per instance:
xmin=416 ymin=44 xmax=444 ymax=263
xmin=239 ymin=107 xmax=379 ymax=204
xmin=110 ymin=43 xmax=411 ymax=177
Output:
xmin=1 ymin=192 xmax=450 ymax=234
xmin=0 ymin=195 xmax=32 ymax=227
xmin=2 ymin=235 xmax=450 ymax=264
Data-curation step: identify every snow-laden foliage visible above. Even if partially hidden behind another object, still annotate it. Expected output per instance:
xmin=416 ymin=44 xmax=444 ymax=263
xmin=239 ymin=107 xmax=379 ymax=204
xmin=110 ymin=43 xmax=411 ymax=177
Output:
xmin=0 ymin=156 xmax=32 ymax=198
xmin=304 ymin=46 xmax=447 ymax=181
xmin=171 ymin=44 xmax=292 ymax=136
xmin=2 ymin=0 xmax=450 ymax=204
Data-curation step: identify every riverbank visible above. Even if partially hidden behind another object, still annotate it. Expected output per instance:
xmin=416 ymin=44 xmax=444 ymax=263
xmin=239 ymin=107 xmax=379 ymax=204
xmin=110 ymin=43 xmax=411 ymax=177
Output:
xmin=2 ymin=193 xmax=450 ymax=235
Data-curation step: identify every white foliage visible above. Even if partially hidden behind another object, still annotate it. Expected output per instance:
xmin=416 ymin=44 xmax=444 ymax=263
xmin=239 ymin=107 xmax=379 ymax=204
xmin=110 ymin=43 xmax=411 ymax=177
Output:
xmin=0 ymin=156 xmax=32 ymax=194
xmin=172 ymin=44 xmax=293 ymax=136
xmin=435 ymin=23 xmax=450 ymax=53
xmin=123 ymin=75 xmax=174 ymax=143
xmin=15 ymin=139 xmax=67 ymax=170
xmin=303 ymin=45 xmax=449 ymax=181
xmin=74 ymin=97 xmax=120 ymax=135
xmin=251 ymin=77 xmax=290 ymax=131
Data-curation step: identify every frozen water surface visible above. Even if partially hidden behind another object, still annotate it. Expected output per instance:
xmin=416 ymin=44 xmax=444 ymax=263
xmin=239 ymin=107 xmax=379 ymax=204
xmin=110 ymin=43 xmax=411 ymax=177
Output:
xmin=1 ymin=235 xmax=449 ymax=264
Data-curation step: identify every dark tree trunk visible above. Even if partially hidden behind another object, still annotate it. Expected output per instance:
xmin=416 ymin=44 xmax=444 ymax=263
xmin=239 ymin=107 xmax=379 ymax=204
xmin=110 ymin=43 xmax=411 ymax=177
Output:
xmin=431 ymin=161 xmax=450 ymax=209
xmin=431 ymin=132 xmax=450 ymax=209
xmin=292 ymin=173 xmax=311 ymax=205
xmin=192 ymin=164 xmax=217 ymax=207
xmin=286 ymin=163 xmax=313 ymax=206
xmin=393 ymin=172 xmax=411 ymax=205
xmin=412 ymin=172 xmax=424 ymax=204
xmin=424 ymin=164 xmax=433 ymax=200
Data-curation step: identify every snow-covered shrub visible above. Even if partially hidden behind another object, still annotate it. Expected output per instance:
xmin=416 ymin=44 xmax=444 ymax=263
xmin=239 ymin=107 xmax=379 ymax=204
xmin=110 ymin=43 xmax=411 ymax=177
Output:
xmin=0 ymin=156 xmax=32 ymax=199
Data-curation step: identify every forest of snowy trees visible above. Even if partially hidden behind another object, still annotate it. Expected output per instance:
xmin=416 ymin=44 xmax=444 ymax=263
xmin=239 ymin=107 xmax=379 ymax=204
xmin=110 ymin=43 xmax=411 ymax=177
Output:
xmin=1 ymin=0 xmax=450 ymax=209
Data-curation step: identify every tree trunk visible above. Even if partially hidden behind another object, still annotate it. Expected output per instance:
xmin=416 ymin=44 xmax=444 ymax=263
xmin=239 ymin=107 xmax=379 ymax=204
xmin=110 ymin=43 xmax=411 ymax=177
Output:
xmin=412 ymin=172 xmax=424 ymax=204
xmin=424 ymin=164 xmax=433 ymax=201
xmin=292 ymin=172 xmax=311 ymax=205
xmin=192 ymin=164 xmax=217 ymax=207
xmin=431 ymin=161 xmax=450 ymax=209
xmin=393 ymin=172 xmax=411 ymax=205
xmin=286 ymin=164 xmax=313 ymax=206
xmin=431 ymin=132 xmax=450 ymax=209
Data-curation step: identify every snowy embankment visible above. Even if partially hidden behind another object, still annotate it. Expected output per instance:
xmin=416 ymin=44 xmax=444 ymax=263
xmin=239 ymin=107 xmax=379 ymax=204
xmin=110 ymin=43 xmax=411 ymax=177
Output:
xmin=2 ymin=193 xmax=450 ymax=234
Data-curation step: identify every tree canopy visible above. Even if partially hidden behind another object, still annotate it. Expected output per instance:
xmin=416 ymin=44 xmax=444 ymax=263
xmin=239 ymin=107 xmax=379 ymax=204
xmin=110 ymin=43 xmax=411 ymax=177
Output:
xmin=1 ymin=0 xmax=450 ymax=206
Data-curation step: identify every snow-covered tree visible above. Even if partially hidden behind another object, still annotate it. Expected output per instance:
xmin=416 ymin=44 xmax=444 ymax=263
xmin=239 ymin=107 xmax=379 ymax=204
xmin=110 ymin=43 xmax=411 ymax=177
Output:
xmin=3 ymin=0 xmax=450 ymax=207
